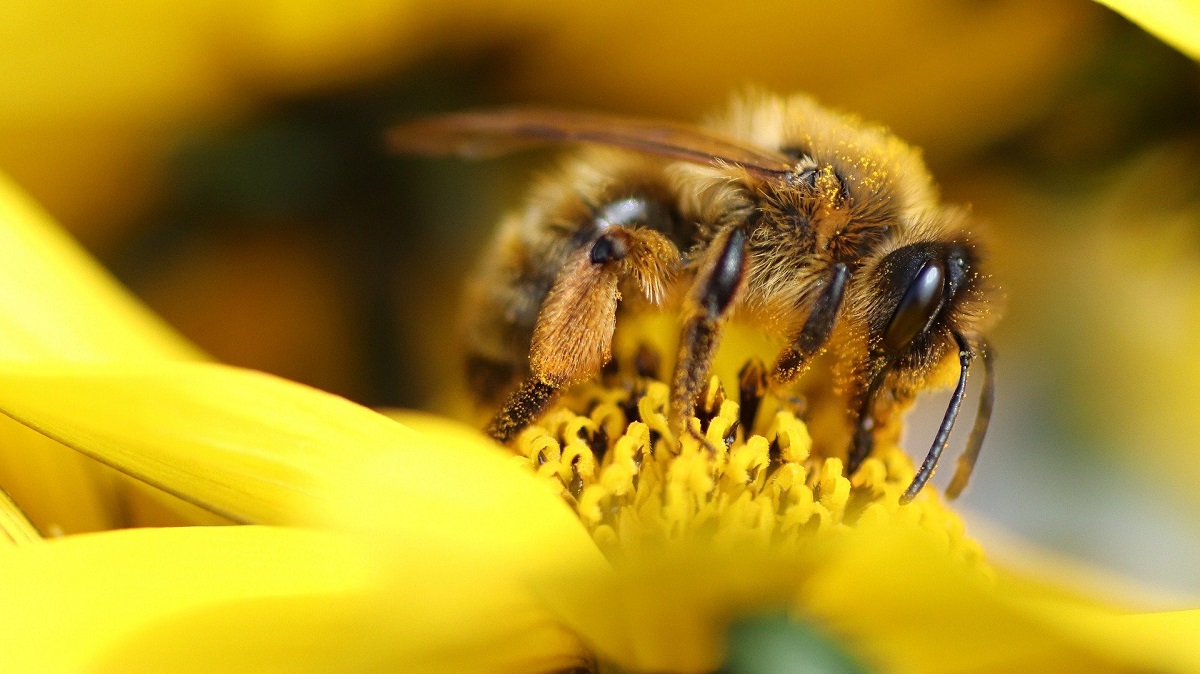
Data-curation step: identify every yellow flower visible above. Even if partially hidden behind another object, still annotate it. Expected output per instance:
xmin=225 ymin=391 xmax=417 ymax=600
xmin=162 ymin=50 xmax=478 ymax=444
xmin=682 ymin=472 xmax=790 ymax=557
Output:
xmin=0 ymin=174 xmax=1198 ymax=672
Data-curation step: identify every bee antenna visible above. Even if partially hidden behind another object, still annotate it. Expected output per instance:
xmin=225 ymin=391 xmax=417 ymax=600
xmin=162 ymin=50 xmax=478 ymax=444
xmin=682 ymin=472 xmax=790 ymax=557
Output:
xmin=900 ymin=332 xmax=972 ymax=505
xmin=945 ymin=337 xmax=994 ymax=500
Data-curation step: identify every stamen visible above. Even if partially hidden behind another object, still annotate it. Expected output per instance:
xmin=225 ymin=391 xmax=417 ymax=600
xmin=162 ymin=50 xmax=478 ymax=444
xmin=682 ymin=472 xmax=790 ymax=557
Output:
xmin=512 ymin=348 xmax=983 ymax=563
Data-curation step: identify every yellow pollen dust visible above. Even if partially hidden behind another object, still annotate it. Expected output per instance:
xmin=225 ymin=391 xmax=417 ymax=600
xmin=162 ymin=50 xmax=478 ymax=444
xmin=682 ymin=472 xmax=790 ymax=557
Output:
xmin=512 ymin=357 xmax=984 ymax=568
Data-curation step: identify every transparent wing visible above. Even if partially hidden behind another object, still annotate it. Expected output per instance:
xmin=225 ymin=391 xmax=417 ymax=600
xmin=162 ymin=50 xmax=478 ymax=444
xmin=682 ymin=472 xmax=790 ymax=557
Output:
xmin=388 ymin=108 xmax=795 ymax=179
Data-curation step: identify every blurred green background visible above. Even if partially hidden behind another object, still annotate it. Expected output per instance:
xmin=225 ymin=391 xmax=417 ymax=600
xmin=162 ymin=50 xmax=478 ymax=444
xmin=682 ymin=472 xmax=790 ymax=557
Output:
xmin=2 ymin=0 xmax=1199 ymax=602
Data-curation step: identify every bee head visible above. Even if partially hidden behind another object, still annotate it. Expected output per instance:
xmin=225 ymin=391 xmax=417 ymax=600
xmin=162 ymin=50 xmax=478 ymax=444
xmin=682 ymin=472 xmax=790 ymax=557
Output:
xmin=864 ymin=226 xmax=993 ymax=378
xmin=848 ymin=225 xmax=998 ymax=504
xmin=868 ymin=240 xmax=982 ymax=366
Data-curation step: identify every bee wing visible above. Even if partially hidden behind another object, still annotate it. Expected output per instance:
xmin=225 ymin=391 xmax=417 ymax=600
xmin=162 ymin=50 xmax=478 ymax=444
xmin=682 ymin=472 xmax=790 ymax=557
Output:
xmin=387 ymin=108 xmax=795 ymax=179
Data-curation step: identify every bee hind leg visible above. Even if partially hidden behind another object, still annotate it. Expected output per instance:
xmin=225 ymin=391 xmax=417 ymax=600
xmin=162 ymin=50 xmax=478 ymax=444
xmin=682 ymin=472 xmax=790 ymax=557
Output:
xmin=486 ymin=377 xmax=560 ymax=443
xmin=487 ymin=228 xmax=680 ymax=443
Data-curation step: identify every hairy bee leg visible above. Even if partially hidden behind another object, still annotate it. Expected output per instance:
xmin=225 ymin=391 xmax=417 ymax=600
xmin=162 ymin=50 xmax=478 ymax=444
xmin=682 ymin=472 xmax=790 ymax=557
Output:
xmin=484 ymin=237 xmax=621 ymax=443
xmin=669 ymin=227 xmax=749 ymax=432
xmin=945 ymin=338 xmax=994 ymax=500
xmin=488 ymin=228 xmax=680 ymax=443
xmin=900 ymin=332 xmax=973 ymax=504
xmin=486 ymin=378 xmax=559 ymax=442
xmin=771 ymin=262 xmax=849 ymax=384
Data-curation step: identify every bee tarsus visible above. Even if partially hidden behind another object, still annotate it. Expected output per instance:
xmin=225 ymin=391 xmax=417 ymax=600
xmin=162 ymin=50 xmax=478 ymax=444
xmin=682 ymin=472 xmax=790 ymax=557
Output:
xmin=486 ymin=378 xmax=559 ymax=443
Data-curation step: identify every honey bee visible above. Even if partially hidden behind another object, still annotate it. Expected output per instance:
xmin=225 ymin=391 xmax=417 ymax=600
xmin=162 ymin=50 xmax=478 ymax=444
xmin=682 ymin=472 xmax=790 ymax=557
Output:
xmin=390 ymin=91 xmax=998 ymax=503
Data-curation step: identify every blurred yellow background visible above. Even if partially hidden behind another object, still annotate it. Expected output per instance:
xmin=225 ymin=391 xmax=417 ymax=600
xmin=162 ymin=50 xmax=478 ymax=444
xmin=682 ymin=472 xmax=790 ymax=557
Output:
xmin=2 ymin=0 xmax=1199 ymax=601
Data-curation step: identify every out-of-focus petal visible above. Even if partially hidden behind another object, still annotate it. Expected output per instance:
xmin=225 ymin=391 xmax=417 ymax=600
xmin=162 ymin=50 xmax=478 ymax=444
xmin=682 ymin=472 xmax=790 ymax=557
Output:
xmin=0 ymin=173 xmax=200 ymax=362
xmin=1001 ymin=583 xmax=1200 ymax=673
xmin=1096 ymin=0 xmax=1200 ymax=59
xmin=0 ymin=406 xmax=597 ymax=672
xmin=0 ymin=357 xmax=597 ymax=671
xmin=308 ymin=404 xmax=603 ymax=568
xmin=534 ymin=545 xmax=810 ymax=673
xmin=0 ymin=173 xmax=208 ymax=532
xmin=800 ymin=525 xmax=1104 ymax=672
xmin=0 ymin=361 xmax=420 ymax=524
xmin=0 ymin=484 xmax=39 ymax=545
xmin=0 ymin=418 xmax=122 ymax=534
xmin=99 ymin=588 xmax=584 ymax=674
xmin=2 ymin=519 xmax=583 ymax=674
xmin=307 ymin=418 xmax=608 ymax=672
xmin=0 ymin=526 xmax=374 ymax=673
xmin=534 ymin=518 xmax=1200 ymax=673
xmin=801 ymin=524 xmax=1199 ymax=673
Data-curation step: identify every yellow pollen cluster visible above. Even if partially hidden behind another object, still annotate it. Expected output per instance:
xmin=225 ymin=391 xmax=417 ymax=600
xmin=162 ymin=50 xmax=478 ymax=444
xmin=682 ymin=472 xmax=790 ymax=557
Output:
xmin=513 ymin=366 xmax=984 ymax=567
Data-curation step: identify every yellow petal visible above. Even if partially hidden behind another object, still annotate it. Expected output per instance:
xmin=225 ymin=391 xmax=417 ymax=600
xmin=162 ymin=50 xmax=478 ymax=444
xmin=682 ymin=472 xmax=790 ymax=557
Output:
xmin=537 ymin=520 xmax=1200 ymax=673
xmin=151 ymin=411 xmax=599 ymax=673
xmin=310 ymin=416 xmax=611 ymax=672
xmin=0 ymin=418 xmax=123 ymax=534
xmin=100 ymin=585 xmax=584 ymax=674
xmin=800 ymin=529 xmax=1093 ymax=672
xmin=801 ymin=525 xmax=1198 ymax=673
xmin=78 ymin=421 xmax=594 ymax=672
xmin=0 ymin=361 xmax=421 ymax=524
xmin=0 ymin=358 xmax=599 ymax=672
xmin=535 ymin=545 xmax=808 ymax=673
xmin=0 ymin=173 xmax=209 ymax=532
xmin=1001 ymin=582 xmax=1200 ymax=673
xmin=0 ymin=526 xmax=373 ymax=673
xmin=310 ymin=400 xmax=604 ymax=562
xmin=312 ymin=413 xmax=611 ymax=584
xmin=0 ymin=173 xmax=200 ymax=362
xmin=1095 ymin=0 xmax=1200 ymax=59
xmin=0 ymin=521 xmax=583 ymax=674
xmin=0 ymin=483 xmax=40 ymax=545
xmin=0 ymin=404 xmax=600 ymax=672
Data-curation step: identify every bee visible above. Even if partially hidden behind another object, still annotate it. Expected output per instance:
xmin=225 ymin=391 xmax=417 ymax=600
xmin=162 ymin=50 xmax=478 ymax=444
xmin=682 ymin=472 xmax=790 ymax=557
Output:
xmin=390 ymin=91 xmax=998 ymax=503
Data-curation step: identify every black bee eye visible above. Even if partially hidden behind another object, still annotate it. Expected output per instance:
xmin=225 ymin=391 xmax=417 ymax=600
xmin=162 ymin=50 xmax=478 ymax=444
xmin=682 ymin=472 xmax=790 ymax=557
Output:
xmin=882 ymin=259 xmax=945 ymax=354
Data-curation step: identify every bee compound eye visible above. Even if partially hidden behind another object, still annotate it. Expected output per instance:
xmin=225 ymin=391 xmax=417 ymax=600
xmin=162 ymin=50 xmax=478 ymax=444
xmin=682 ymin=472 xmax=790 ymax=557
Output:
xmin=882 ymin=259 xmax=945 ymax=354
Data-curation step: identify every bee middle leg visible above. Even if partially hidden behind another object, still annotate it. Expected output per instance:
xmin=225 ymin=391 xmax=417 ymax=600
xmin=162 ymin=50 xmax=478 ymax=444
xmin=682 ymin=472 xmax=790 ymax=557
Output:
xmin=669 ymin=227 xmax=750 ymax=433
xmin=771 ymin=262 xmax=849 ymax=386
xmin=488 ymin=228 xmax=679 ymax=443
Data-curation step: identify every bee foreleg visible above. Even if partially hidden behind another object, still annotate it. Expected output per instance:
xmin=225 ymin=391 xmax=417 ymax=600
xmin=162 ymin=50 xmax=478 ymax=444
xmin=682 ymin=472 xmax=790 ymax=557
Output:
xmin=669 ymin=226 xmax=750 ymax=433
xmin=772 ymin=262 xmax=849 ymax=385
xmin=487 ymin=228 xmax=680 ymax=443
xmin=945 ymin=337 xmax=994 ymax=500
xmin=899 ymin=332 xmax=973 ymax=504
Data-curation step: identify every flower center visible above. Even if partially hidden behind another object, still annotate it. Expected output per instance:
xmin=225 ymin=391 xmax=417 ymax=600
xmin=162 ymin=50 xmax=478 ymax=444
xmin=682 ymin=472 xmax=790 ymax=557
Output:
xmin=512 ymin=349 xmax=983 ymax=567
